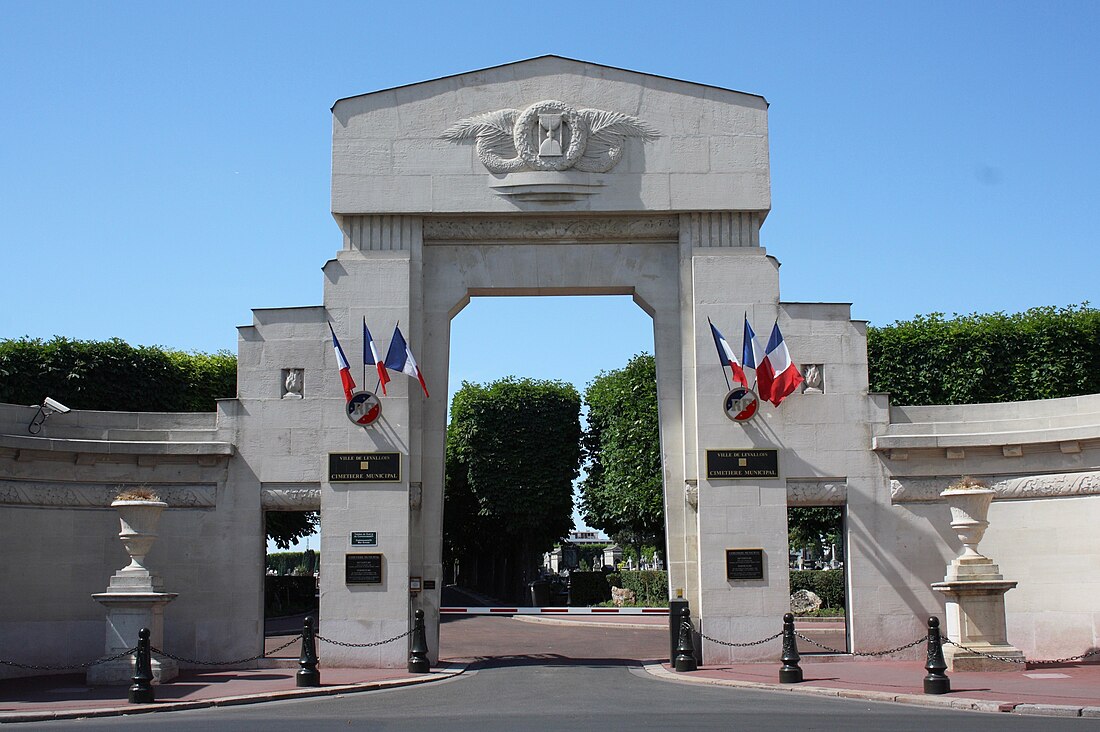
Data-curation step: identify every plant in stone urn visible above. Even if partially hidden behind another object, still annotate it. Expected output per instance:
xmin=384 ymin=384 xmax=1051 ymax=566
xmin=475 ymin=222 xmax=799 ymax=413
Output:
xmin=111 ymin=487 xmax=167 ymax=582
xmin=940 ymin=476 xmax=995 ymax=560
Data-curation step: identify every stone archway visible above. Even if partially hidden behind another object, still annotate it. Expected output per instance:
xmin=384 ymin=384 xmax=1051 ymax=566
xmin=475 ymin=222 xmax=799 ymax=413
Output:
xmin=315 ymin=57 xmax=787 ymax=667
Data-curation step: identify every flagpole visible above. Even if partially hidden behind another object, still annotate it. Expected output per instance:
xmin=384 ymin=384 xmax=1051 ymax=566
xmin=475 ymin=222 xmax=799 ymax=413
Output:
xmin=707 ymin=317 xmax=732 ymax=391
xmin=386 ymin=320 xmax=399 ymax=397
xmin=744 ymin=312 xmax=758 ymax=393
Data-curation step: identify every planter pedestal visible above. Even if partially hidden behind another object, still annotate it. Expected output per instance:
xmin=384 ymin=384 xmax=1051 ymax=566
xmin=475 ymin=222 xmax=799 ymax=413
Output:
xmin=86 ymin=592 xmax=178 ymax=685
xmin=933 ymin=488 xmax=1025 ymax=671
xmin=932 ymin=577 xmax=1024 ymax=671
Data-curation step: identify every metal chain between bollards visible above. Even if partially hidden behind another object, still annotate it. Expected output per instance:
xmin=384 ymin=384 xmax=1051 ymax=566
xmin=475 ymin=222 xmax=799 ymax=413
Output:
xmin=794 ymin=632 xmax=926 ymax=657
xmin=697 ymin=630 xmax=783 ymax=648
xmin=315 ymin=628 xmax=415 ymax=648
xmin=151 ymin=635 xmax=301 ymax=666
xmin=0 ymin=646 xmax=137 ymax=671
xmin=943 ymin=639 xmax=1100 ymax=665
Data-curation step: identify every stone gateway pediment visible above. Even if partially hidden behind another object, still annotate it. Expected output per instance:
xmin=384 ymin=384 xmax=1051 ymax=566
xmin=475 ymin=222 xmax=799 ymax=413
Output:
xmin=331 ymin=56 xmax=771 ymax=214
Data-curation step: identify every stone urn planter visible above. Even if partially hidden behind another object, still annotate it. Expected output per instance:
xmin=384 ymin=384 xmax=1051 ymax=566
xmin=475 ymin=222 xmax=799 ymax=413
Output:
xmin=112 ymin=498 xmax=168 ymax=580
xmin=940 ymin=476 xmax=995 ymax=560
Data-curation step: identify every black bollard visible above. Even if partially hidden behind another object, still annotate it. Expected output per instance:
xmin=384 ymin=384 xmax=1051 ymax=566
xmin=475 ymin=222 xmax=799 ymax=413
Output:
xmin=128 ymin=627 xmax=155 ymax=704
xmin=669 ymin=592 xmax=689 ymax=665
xmin=674 ymin=618 xmax=698 ymax=672
xmin=297 ymin=616 xmax=321 ymax=687
xmin=923 ymin=616 xmax=951 ymax=695
xmin=408 ymin=609 xmax=430 ymax=673
xmin=779 ymin=613 xmax=803 ymax=683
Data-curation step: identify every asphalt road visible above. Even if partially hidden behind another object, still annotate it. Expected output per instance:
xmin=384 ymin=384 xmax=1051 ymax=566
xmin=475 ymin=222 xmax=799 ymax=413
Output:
xmin=14 ymin=662 xmax=1099 ymax=731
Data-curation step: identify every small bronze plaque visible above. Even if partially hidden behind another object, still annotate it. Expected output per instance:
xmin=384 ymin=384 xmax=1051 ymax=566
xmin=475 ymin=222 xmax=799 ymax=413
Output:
xmin=706 ymin=449 xmax=779 ymax=479
xmin=423 ymin=580 xmax=436 ymax=590
xmin=345 ymin=553 xmax=383 ymax=584
xmin=329 ymin=452 xmax=401 ymax=483
xmin=726 ymin=549 xmax=765 ymax=581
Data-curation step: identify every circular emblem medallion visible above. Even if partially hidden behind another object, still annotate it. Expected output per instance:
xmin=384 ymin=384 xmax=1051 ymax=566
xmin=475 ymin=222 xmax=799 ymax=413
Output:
xmin=723 ymin=387 xmax=759 ymax=422
xmin=346 ymin=390 xmax=382 ymax=426
xmin=513 ymin=100 xmax=588 ymax=171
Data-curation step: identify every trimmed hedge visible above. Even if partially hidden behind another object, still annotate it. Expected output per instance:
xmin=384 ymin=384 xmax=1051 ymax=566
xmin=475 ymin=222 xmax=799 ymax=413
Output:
xmin=789 ymin=569 xmax=845 ymax=610
xmin=568 ymin=571 xmax=611 ymax=606
xmin=867 ymin=304 xmax=1100 ymax=406
xmin=0 ymin=336 xmax=236 ymax=412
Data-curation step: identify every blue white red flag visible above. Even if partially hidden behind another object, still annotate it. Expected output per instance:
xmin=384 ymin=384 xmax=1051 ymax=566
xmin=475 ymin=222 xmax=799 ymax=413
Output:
xmin=328 ymin=323 xmax=356 ymax=402
xmin=760 ymin=320 xmax=804 ymax=406
xmin=708 ymin=319 xmax=748 ymax=387
xmin=363 ymin=319 xmax=390 ymax=396
xmin=742 ymin=315 xmax=770 ymax=402
xmin=383 ymin=325 xmax=430 ymax=398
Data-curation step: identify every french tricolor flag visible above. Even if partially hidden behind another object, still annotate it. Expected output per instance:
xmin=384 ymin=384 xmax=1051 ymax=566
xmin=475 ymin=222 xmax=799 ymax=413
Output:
xmin=742 ymin=315 xmax=770 ymax=402
xmin=363 ymin=319 xmax=390 ymax=396
xmin=708 ymin=319 xmax=748 ymax=387
xmin=328 ymin=323 xmax=356 ymax=401
xmin=383 ymin=325 xmax=429 ymax=398
xmin=760 ymin=320 xmax=804 ymax=406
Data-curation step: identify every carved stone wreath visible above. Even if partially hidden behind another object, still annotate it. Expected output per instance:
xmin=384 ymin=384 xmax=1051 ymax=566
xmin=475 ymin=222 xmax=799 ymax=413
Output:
xmin=443 ymin=99 xmax=659 ymax=175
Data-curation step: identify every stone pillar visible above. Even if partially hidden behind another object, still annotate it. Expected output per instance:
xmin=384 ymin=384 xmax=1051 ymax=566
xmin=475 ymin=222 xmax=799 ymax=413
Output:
xmin=318 ymin=221 xmax=419 ymax=668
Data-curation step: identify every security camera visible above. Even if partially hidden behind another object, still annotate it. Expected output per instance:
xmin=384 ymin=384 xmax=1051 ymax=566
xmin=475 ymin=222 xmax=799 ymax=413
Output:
xmin=42 ymin=397 xmax=71 ymax=415
xmin=28 ymin=397 xmax=71 ymax=434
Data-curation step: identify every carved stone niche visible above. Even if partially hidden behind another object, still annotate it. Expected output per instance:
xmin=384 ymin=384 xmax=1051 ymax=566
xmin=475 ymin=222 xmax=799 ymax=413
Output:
xmin=409 ymin=482 xmax=423 ymax=510
xmin=801 ymin=364 xmax=823 ymax=394
xmin=282 ymin=368 xmax=304 ymax=399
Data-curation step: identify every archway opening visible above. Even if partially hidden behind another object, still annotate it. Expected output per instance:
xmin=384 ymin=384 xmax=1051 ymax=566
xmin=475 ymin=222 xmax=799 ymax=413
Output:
xmin=439 ymin=294 xmax=668 ymax=662
xmin=787 ymin=505 xmax=849 ymax=653
xmin=263 ymin=509 xmax=319 ymax=655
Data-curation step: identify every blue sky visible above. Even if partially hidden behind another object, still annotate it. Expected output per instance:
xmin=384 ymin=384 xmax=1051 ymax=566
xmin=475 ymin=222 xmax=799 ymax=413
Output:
xmin=4 ymin=2 xmax=1097 ymax=386
xmin=4 ymin=3 xmax=1098 ymax=548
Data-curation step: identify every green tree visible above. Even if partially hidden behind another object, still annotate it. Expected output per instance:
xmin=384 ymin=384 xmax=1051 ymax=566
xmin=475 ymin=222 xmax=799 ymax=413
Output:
xmin=579 ymin=353 xmax=664 ymax=560
xmin=787 ymin=507 xmax=842 ymax=553
xmin=266 ymin=512 xmax=320 ymax=551
xmin=444 ymin=377 xmax=582 ymax=599
xmin=868 ymin=304 xmax=1100 ymax=405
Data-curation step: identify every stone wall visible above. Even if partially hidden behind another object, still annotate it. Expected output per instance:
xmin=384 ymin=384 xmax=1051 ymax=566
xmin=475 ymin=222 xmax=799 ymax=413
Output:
xmin=0 ymin=403 xmax=260 ymax=679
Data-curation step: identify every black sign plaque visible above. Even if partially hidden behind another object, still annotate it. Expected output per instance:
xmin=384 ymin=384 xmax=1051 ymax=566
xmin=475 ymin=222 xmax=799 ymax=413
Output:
xmin=726 ymin=549 xmax=765 ymax=581
xmin=329 ymin=452 xmax=401 ymax=483
xmin=345 ymin=553 xmax=383 ymax=584
xmin=706 ymin=449 xmax=779 ymax=480
xmin=350 ymin=531 xmax=377 ymax=546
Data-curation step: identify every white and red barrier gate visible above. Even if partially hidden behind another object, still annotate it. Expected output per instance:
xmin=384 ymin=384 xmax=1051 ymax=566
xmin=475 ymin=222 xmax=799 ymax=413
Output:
xmin=439 ymin=606 xmax=669 ymax=615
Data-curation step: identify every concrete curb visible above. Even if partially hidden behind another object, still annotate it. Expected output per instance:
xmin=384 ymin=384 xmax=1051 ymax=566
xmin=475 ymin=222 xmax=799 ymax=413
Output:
xmin=640 ymin=663 xmax=1093 ymax=718
xmin=0 ymin=664 xmax=467 ymax=724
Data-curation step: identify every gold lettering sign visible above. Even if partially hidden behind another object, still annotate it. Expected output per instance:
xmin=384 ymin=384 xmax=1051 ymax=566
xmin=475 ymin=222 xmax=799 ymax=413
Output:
xmin=705 ymin=449 xmax=779 ymax=480
xmin=328 ymin=452 xmax=402 ymax=483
